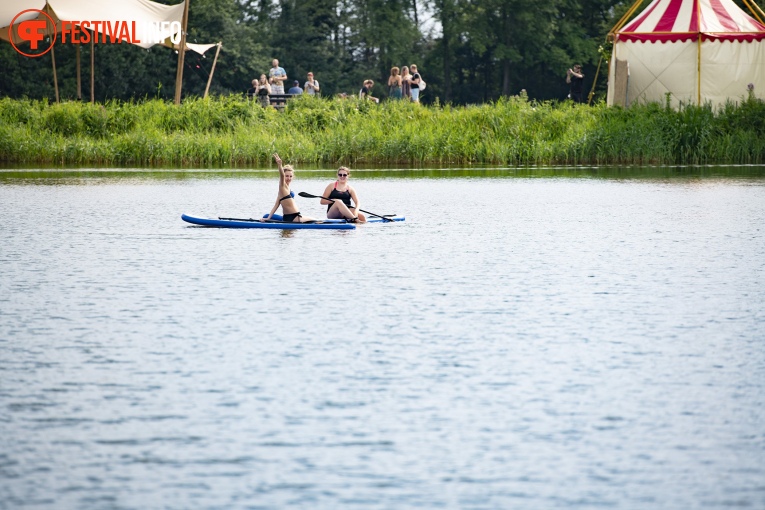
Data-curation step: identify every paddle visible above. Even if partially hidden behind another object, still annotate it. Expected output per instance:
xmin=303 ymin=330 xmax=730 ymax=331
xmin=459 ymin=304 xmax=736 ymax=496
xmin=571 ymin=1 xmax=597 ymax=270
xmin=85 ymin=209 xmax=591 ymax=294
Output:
xmin=297 ymin=192 xmax=394 ymax=222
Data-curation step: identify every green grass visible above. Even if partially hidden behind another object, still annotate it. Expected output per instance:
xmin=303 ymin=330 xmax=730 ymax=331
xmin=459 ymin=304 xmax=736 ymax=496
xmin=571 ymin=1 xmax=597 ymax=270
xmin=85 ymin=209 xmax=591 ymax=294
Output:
xmin=1 ymin=94 xmax=764 ymax=167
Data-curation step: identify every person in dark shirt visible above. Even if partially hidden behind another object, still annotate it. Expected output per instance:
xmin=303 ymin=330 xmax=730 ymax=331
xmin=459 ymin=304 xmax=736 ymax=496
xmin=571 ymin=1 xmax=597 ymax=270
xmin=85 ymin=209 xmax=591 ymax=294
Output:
xmin=359 ymin=80 xmax=379 ymax=103
xmin=288 ymin=80 xmax=303 ymax=95
xmin=246 ymin=78 xmax=258 ymax=100
xmin=566 ymin=64 xmax=585 ymax=103
xmin=410 ymin=64 xmax=422 ymax=102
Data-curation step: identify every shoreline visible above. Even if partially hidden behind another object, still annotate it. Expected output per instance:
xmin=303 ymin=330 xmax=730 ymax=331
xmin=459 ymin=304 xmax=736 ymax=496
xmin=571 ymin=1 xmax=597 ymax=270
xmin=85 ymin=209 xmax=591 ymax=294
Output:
xmin=1 ymin=95 xmax=764 ymax=167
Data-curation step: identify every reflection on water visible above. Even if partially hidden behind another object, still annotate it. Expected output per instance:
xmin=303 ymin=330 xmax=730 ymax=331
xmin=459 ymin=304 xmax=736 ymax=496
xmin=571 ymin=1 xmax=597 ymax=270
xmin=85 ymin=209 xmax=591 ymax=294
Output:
xmin=1 ymin=169 xmax=764 ymax=509
xmin=2 ymin=164 xmax=765 ymax=182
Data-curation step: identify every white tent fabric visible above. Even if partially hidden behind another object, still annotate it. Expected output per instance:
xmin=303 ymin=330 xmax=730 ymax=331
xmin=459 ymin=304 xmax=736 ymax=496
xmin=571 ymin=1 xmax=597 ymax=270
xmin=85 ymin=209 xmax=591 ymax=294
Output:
xmin=2 ymin=0 xmax=222 ymax=100
xmin=622 ymin=0 xmax=764 ymax=35
xmin=47 ymin=0 xmax=185 ymax=49
xmin=607 ymin=0 xmax=765 ymax=108
xmin=185 ymin=41 xmax=218 ymax=55
xmin=0 ymin=1 xmax=45 ymax=28
xmin=1 ymin=0 xmax=184 ymax=48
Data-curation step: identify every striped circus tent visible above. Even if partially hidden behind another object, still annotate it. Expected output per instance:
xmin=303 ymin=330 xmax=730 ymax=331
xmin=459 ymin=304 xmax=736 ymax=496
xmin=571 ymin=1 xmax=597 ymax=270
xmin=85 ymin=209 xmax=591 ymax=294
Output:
xmin=607 ymin=0 xmax=765 ymax=108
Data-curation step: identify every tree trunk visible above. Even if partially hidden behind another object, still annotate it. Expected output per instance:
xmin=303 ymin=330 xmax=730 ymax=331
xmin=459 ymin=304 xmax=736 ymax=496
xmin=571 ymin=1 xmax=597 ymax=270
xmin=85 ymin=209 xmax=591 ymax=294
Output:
xmin=501 ymin=4 xmax=511 ymax=97
xmin=502 ymin=60 xmax=511 ymax=97
xmin=441 ymin=0 xmax=452 ymax=102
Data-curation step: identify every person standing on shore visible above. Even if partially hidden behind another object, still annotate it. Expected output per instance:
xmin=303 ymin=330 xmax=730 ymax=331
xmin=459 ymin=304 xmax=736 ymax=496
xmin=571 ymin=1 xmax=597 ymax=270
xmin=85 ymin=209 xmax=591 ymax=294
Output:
xmin=566 ymin=64 xmax=585 ymax=103
xmin=269 ymin=59 xmax=288 ymax=95
xmin=388 ymin=67 xmax=403 ymax=100
xmin=304 ymin=72 xmax=320 ymax=96
xmin=246 ymin=79 xmax=258 ymax=100
xmin=410 ymin=64 xmax=422 ymax=102
xmin=256 ymin=74 xmax=271 ymax=108
xmin=401 ymin=66 xmax=412 ymax=101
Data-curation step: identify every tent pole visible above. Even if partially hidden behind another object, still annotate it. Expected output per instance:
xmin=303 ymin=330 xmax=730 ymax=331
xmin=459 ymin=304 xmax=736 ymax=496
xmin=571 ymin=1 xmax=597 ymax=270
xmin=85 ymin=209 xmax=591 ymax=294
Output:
xmin=697 ymin=0 xmax=702 ymax=106
xmin=174 ymin=0 xmax=191 ymax=105
xmin=51 ymin=41 xmax=59 ymax=103
xmin=741 ymin=0 xmax=765 ymax=24
xmin=697 ymin=35 xmax=701 ymax=105
xmin=204 ymin=42 xmax=222 ymax=98
xmin=609 ymin=0 xmax=645 ymax=39
xmin=44 ymin=4 xmax=59 ymax=104
xmin=76 ymin=45 xmax=82 ymax=100
xmin=90 ymin=32 xmax=95 ymax=103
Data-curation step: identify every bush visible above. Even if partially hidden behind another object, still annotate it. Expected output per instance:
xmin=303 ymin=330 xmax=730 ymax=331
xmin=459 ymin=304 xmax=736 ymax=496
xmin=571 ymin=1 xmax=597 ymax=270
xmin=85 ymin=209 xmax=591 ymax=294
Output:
xmin=0 ymin=95 xmax=763 ymax=166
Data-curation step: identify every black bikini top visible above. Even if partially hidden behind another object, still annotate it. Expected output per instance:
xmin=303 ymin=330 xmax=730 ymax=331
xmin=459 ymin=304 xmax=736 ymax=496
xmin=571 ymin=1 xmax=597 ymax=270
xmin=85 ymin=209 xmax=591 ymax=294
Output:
xmin=328 ymin=182 xmax=352 ymax=207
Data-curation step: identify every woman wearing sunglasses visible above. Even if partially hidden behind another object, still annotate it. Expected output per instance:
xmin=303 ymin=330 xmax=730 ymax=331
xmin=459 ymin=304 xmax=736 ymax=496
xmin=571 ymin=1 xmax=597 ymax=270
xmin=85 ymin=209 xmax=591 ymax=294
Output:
xmin=321 ymin=167 xmax=366 ymax=223
xmin=263 ymin=153 xmax=316 ymax=223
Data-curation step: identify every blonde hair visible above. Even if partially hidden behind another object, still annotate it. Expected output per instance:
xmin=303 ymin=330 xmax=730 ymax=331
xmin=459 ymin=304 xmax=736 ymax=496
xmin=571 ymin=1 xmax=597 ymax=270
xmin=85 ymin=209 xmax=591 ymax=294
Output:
xmin=391 ymin=66 xmax=400 ymax=76
xmin=283 ymin=165 xmax=294 ymax=173
xmin=338 ymin=166 xmax=350 ymax=175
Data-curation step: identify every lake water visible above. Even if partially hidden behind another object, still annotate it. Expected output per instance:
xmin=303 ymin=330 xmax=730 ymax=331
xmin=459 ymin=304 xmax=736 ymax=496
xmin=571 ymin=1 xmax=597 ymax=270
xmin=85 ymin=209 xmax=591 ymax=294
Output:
xmin=1 ymin=167 xmax=764 ymax=509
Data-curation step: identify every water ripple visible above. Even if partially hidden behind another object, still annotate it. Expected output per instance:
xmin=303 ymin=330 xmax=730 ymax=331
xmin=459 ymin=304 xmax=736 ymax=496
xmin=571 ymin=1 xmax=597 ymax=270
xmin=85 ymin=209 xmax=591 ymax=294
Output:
xmin=0 ymin=176 xmax=763 ymax=509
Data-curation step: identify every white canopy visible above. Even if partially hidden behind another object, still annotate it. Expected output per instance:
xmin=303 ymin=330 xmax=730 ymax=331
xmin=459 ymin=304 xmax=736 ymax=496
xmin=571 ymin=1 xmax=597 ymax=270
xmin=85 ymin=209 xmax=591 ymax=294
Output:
xmin=49 ymin=0 xmax=185 ymax=49
xmin=1 ymin=0 xmax=184 ymax=48
xmin=0 ymin=1 xmax=45 ymax=28
xmin=2 ymin=0 xmax=222 ymax=101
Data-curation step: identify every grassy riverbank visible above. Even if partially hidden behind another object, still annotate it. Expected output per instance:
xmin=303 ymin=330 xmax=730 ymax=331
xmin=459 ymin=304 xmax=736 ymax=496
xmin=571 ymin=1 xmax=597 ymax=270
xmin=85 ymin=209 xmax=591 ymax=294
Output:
xmin=1 ymin=95 xmax=764 ymax=167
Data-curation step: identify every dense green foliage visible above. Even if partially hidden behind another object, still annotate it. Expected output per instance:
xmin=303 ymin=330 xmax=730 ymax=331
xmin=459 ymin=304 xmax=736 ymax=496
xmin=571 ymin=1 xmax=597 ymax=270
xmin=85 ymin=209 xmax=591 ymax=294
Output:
xmin=2 ymin=95 xmax=764 ymax=166
xmin=0 ymin=0 xmax=634 ymax=104
xmin=2 ymin=0 xmax=759 ymax=104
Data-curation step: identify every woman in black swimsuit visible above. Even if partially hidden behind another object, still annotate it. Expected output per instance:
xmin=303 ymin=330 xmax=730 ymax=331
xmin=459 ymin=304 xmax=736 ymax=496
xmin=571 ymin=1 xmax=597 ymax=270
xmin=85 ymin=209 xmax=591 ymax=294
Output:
xmin=263 ymin=153 xmax=315 ymax=223
xmin=321 ymin=167 xmax=366 ymax=222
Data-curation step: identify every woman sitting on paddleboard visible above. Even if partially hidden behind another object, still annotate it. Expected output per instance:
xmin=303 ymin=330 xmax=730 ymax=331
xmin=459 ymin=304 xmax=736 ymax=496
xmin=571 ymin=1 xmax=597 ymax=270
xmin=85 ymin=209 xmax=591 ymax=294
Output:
xmin=263 ymin=153 xmax=316 ymax=223
xmin=321 ymin=167 xmax=366 ymax=223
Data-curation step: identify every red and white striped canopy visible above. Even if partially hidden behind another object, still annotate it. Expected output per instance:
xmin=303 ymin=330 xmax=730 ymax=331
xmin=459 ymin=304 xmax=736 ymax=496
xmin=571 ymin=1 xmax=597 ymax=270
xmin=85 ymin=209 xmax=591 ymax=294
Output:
xmin=618 ymin=0 xmax=765 ymax=42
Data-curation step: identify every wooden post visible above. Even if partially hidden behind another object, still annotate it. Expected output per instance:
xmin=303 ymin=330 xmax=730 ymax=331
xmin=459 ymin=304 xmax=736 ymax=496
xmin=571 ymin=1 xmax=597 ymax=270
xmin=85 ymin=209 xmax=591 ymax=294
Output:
xmin=696 ymin=0 xmax=702 ymax=105
xmin=174 ymin=0 xmax=191 ymax=105
xmin=204 ymin=42 xmax=222 ymax=98
xmin=90 ymin=32 xmax=95 ymax=103
xmin=45 ymin=8 xmax=59 ymax=103
xmin=697 ymin=35 xmax=701 ymax=105
xmin=51 ymin=42 xmax=59 ymax=103
xmin=76 ymin=45 xmax=82 ymax=100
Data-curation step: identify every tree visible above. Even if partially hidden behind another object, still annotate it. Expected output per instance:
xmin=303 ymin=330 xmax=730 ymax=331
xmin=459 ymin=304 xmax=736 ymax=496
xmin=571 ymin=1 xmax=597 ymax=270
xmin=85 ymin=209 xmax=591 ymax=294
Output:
xmin=0 ymin=0 xmax=635 ymax=103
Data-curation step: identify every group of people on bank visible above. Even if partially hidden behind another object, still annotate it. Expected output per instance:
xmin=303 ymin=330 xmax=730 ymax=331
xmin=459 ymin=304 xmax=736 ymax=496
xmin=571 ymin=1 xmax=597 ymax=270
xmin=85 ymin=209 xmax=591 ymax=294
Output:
xmin=360 ymin=64 xmax=425 ymax=103
xmin=247 ymin=58 xmax=425 ymax=106
xmin=264 ymin=153 xmax=365 ymax=224
xmin=247 ymin=59 xmax=320 ymax=107
xmin=248 ymin=57 xmax=583 ymax=105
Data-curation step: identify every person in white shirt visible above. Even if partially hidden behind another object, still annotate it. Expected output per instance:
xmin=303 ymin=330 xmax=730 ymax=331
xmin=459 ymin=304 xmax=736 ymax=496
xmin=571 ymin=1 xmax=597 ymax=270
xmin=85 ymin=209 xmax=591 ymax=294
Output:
xmin=304 ymin=72 xmax=320 ymax=96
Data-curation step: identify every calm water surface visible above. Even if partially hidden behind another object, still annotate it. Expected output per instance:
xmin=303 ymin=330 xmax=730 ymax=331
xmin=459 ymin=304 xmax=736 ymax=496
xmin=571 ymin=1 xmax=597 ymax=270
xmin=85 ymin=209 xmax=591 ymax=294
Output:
xmin=1 ymin=168 xmax=764 ymax=509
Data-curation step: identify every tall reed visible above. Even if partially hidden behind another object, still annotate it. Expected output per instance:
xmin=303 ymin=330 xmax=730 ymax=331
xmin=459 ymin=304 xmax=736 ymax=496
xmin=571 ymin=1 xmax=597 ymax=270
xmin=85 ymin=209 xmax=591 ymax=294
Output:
xmin=0 ymin=94 xmax=763 ymax=167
